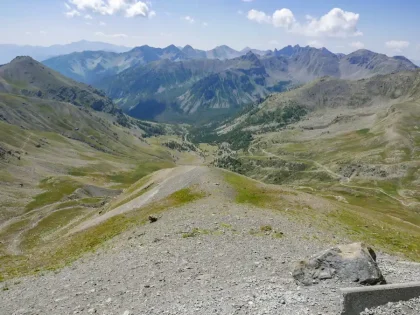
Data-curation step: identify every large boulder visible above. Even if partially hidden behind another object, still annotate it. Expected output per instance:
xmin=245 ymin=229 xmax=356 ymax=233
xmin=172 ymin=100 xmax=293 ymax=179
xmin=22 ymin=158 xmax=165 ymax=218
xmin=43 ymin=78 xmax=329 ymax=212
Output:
xmin=292 ymin=243 xmax=386 ymax=286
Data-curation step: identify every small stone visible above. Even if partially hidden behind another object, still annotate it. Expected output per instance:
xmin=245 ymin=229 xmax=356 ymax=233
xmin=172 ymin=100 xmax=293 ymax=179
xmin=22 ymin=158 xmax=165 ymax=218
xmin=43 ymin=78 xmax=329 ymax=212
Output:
xmin=148 ymin=215 xmax=158 ymax=223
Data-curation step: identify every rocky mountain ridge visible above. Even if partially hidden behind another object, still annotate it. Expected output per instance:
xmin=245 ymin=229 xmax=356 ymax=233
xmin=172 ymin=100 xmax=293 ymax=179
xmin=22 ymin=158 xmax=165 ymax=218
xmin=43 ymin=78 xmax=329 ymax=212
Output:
xmin=93 ymin=46 xmax=417 ymax=122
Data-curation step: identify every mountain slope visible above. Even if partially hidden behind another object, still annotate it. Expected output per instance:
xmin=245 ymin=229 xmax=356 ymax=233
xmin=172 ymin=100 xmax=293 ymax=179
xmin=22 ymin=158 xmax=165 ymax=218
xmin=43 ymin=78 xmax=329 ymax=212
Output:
xmin=97 ymin=47 xmax=417 ymax=122
xmin=0 ymin=40 xmax=130 ymax=64
xmin=0 ymin=56 xmax=117 ymax=113
xmin=203 ymin=70 xmax=420 ymax=217
xmin=0 ymin=56 xmax=196 ymax=222
xmin=98 ymin=52 xmax=272 ymax=122
xmin=217 ymin=69 xmax=420 ymax=134
xmin=43 ymin=45 xmax=190 ymax=84
xmin=340 ymin=49 xmax=419 ymax=79
xmin=0 ymin=56 xmax=207 ymax=276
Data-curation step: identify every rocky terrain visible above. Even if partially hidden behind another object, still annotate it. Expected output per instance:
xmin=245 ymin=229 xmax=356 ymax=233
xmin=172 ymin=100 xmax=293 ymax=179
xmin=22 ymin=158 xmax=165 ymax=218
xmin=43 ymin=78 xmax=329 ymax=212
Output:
xmin=1 ymin=166 xmax=420 ymax=315
xmin=361 ymin=297 xmax=420 ymax=315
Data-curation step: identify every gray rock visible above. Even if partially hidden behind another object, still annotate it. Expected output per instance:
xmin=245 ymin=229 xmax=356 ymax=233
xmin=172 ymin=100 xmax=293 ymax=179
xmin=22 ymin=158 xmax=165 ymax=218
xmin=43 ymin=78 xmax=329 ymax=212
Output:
xmin=292 ymin=243 xmax=386 ymax=286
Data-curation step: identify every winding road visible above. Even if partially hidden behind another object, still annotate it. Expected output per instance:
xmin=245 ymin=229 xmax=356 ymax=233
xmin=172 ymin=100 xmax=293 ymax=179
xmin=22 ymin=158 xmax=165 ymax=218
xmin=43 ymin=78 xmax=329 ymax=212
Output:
xmin=259 ymin=148 xmax=417 ymax=207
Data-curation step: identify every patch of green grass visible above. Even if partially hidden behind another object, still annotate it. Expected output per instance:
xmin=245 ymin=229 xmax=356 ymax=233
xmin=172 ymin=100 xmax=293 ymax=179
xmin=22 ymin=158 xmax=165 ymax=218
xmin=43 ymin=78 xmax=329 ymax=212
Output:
xmin=219 ymin=223 xmax=233 ymax=229
xmin=21 ymin=208 xmax=86 ymax=250
xmin=356 ymin=128 xmax=370 ymax=135
xmin=224 ymin=172 xmax=275 ymax=207
xmin=54 ymin=198 xmax=104 ymax=210
xmin=260 ymin=225 xmax=272 ymax=232
xmin=25 ymin=177 xmax=82 ymax=211
xmin=110 ymin=181 xmax=154 ymax=211
xmin=170 ymin=188 xmax=206 ymax=204
xmin=182 ymin=228 xmax=211 ymax=238
xmin=329 ymin=206 xmax=420 ymax=261
xmin=272 ymin=231 xmax=284 ymax=239
xmin=107 ymin=161 xmax=174 ymax=187
xmin=0 ymin=219 xmax=30 ymax=240
xmin=125 ymin=174 xmax=153 ymax=195
xmin=0 ymin=187 xmax=205 ymax=281
xmin=69 ymin=162 xmax=115 ymax=177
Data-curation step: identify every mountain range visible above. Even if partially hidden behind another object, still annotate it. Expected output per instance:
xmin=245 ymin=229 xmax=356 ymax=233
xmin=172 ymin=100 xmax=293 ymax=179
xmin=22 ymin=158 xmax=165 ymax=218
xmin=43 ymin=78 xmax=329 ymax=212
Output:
xmin=42 ymin=44 xmax=272 ymax=85
xmin=43 ymin=44 xmax=417 ymax=122
xmin=1 ymin=45 xmax=420 ymax=291
xmin=0 ymin=40 xmax=131 ymax=65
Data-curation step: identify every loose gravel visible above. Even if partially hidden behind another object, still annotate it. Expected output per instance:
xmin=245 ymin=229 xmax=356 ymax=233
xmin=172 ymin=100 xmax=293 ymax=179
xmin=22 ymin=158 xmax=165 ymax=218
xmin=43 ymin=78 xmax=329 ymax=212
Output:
xmin=360 ymin=297 xmax=420 ymax=315
xmin=1 ymin=168 xmax=419 ymax=315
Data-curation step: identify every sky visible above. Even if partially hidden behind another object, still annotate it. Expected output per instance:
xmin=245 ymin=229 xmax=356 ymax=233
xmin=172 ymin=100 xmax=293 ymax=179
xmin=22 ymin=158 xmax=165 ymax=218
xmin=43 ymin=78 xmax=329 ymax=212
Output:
xmin=1 ymin=0 xmax=420 ymax=59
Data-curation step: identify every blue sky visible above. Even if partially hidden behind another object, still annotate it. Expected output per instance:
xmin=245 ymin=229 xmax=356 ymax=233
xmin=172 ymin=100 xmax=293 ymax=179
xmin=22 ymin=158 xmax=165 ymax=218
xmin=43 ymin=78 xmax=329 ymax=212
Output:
xmin=1 ymin=0 xmax=419 ymax=58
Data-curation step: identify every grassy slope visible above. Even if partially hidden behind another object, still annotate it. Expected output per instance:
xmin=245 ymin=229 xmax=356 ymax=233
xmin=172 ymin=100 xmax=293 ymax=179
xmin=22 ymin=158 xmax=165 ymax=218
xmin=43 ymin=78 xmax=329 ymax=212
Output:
xmin=224 ymin=171 xmax=420 ymax=261
xmin=0 ymin=103 xmax=203 ymax=280
xmin=0 ymin=186 xmax=205 ymax=280
xmin=217 ymin=100 xmax=420 ymax=261
xmin=0 ymin=91 xmax=204 ymax=281
xmin=212 ymin=71 xmax=420 ymax=262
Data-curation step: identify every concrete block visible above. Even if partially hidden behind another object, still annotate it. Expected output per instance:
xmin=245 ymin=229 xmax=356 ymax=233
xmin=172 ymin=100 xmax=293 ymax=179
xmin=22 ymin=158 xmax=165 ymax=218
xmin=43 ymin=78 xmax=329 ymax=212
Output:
xmin=341 ymin=282 xmax=420 ymax=315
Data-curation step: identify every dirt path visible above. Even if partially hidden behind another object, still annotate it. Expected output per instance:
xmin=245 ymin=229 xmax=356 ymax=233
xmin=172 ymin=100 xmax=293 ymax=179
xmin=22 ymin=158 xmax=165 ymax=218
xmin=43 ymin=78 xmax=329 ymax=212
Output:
xmin=259 ymin=148 xmax=417 ymax=207
xmin=71 ymin=166 xmax=206 ymax=234
xmin=20 ymin=133 xmax=33 ymax=152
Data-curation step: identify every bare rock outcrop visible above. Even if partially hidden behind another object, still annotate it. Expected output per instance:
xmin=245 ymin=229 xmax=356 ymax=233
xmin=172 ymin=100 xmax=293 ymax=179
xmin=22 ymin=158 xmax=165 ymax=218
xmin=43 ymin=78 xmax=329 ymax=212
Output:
xmin=292 ymin=242 xmax=386 ymax=286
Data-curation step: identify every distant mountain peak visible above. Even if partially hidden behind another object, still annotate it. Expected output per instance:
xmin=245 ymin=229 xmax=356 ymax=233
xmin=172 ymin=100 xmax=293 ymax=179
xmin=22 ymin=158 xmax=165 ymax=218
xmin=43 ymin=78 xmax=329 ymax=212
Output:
xmin=11 ymin=55 xmax=35 ymax=62
xmin=165 ymin=44 xmax=179 ymax=50
xmin=242 ymin=51 xmax=259 ymax=61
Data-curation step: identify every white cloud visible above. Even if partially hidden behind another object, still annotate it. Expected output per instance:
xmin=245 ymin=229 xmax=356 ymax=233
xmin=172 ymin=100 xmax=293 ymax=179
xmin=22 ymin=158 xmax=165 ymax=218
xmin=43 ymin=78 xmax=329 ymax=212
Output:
xmin=237 ymin=10 xmax=243 ymax=15
xmin=247 ymin=7 xmax=362 ymax=38
xmin=242 ymin=0 xmax=254 ymax=2
xmin=68 ymin=0 xmax=154 ymax=18
xmin=125 ymin=1 xmax=149 ymax=17
xmin=247 ymin=9 xmax=271 ymax=24
xmin=64 ymin=3 xmax=72 ymax=10
xmin=349 ymin=41 xmax=365 ymax=50
xmin=94 ymin=31 xmax=128 ymax=38
xmin=272 ymin=9 xmax=295 ymax=29
xmin=84 ymin=14 xmax=93 ymax=19
xmin=149 ymin=10 xmax=156 ymax=18
xmin=99 ymin=21 xmax=106 ymax=26
xmin=202 ymin=22 xmax=208 ymax=27
xmin=385 ymin=40 xmax=410 ymax=52
xmin=182 ymin=16 xmax=195 ymax=24
xmin=65 ymin=9 xmax=81 ymax=17
xmin=307 ymin=40 xmax=323 ymax=48
xmin=305 ymin=8 xmax=362 ymax=37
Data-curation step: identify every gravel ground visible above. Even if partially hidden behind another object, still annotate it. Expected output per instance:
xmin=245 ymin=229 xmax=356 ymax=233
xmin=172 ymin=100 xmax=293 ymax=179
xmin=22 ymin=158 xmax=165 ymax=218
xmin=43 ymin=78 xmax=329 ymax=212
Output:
xmin=360 ymin=297 xmax=420 ymax=315
xmin=1 ymin=168 xmax=420 ymax=315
